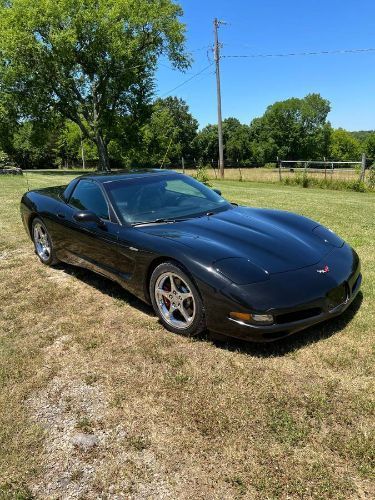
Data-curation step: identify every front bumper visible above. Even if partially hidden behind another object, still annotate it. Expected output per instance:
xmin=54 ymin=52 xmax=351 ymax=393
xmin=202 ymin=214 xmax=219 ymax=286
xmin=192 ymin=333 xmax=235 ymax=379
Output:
xmin=204 ymin=244 xmax=361 ymax=342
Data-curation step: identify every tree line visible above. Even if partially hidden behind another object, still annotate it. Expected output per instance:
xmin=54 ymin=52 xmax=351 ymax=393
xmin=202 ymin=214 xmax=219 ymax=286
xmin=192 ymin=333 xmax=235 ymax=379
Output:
xmin=1 ymin=93 xmax=374 ymax=169
xmin=0 ymin=1 xmax=373 ymax=170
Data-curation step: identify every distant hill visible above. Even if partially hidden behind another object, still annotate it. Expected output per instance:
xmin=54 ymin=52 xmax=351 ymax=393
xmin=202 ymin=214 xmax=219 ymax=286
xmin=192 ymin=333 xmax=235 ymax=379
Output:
xmin=350 ymin=130 xmax=374 ymax=143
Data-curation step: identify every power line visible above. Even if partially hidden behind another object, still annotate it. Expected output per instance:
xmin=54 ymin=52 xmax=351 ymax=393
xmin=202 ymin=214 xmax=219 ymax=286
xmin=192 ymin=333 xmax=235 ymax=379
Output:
xmin=173 ymin=70 xmax=216 ymax=99
xmin=158 ymin=62 xmax=176 ymax=71
xmin=159 ymin=62 xmax=214 ymax=97
xmin=189 ymin=44 xmax=212 ymax=53
xmin=222 ymin=47 xmax=375 ymax=59
xmin=189 ymin=69 xmax=216 ymax=86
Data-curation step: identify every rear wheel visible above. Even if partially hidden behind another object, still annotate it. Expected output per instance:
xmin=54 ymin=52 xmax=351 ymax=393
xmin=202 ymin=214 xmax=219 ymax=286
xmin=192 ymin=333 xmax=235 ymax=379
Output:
xmin=150 ymin=262 xmax=205 ymax=337
xmin=32 ymin=217 xmax=58 ymax=266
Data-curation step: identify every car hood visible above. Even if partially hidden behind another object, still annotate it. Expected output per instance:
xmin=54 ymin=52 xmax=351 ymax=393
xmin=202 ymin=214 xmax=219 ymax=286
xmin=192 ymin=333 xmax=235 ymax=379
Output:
xmin=138 ymin=206 xmax=336 ymax=274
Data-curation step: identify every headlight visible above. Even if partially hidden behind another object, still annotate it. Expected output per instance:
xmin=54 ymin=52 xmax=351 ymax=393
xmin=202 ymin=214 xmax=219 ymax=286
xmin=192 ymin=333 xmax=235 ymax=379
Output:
xmin=252 ymin=314 xmax=274 ymax=324
xmin=215 ymin=257 xmax=270 ymax=285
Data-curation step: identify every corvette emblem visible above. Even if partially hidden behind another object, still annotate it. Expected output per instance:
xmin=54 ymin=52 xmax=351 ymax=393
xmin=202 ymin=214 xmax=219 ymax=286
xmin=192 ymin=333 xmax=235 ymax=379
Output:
xmin=317 ymin=265 xmax=330 ymax=274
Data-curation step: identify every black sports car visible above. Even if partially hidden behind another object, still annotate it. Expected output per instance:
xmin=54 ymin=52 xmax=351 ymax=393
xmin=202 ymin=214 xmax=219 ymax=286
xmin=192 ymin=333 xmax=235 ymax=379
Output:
xmin=20 ymin=170 xmax=362 ymax=342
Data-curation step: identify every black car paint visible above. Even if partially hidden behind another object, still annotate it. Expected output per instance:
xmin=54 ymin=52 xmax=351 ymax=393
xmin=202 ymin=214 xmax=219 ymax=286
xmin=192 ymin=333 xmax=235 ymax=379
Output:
xmin=20 ymin=170 xmax=361 ymax=342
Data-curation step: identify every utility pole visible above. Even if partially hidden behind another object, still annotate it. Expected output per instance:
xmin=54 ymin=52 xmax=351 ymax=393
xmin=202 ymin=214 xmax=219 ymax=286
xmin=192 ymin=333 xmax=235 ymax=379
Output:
xmin=214 ymin=18 xmax=225 ymax=179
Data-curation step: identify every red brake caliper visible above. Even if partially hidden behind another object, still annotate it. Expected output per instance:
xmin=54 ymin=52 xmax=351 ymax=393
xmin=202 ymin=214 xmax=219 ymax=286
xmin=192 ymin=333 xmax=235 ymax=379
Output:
xmin=163 ymin=280 xmax=171 ymax=308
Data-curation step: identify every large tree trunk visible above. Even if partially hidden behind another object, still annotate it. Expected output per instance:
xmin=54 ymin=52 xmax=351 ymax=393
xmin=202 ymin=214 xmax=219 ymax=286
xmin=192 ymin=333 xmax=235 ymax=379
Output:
xmin=96 ymin=130 xmax=111 ymax=172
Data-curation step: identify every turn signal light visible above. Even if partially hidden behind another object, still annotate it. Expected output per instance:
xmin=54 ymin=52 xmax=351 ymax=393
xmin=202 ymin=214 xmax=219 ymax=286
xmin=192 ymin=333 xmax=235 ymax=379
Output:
xmin=229 ymin=312 xmax=274 ymax=325
xmin=229 ymin=312 xmax=252 ymax=321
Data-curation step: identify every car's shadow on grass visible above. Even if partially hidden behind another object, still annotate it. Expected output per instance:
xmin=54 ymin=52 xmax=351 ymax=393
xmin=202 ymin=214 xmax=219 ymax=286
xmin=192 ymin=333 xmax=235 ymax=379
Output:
xmin=57 ymin=263 xmax=154 ymax=317
xmin=55 ymin=262 xmax=363 ymax=356
xmin=207 ymin=292 xmax=363 ymax=358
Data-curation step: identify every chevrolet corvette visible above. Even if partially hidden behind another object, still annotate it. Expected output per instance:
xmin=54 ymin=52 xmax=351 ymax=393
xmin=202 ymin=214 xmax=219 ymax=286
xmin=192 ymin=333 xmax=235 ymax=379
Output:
xmin=20 ymin=170 xmax=361 ymax=342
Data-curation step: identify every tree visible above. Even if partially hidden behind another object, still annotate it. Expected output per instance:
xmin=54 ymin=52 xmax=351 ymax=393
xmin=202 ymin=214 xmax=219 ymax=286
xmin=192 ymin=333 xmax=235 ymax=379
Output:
xmin=223 ymin=118 xmax=252 ymax=162
xmin=249 ymin=93 xmax=332 ymax=161
xmin=11 ymin=121 xmax=59 ymax=168
xmin=0 ymin=0 xmax=189 ymax=171
xmin=194 ymin=124 xmax=218 ymax=165
xmin=0 ymin=100 xmax=18 ymax=158
xmin=55 ymin=121 xmax=82 ymax=167
xmin=55 ymin=121 xmax=97 ymax=168
xmin=194 ymin=118 xmax=252 ymax=165
xmin=365 ymin=133 xmax=375 ymax=160
xmin=350 ymin=130 xmax=375 ymax=145
xmin=139 ymin=97 xmax=198 ymax=166
xmin=329 ymin=128 xmax=362 ymax=161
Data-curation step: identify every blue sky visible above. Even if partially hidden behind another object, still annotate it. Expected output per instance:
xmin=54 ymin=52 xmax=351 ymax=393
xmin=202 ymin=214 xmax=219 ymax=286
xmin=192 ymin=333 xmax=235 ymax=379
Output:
xmin=156 ymin=0 xmax=375 ymax=131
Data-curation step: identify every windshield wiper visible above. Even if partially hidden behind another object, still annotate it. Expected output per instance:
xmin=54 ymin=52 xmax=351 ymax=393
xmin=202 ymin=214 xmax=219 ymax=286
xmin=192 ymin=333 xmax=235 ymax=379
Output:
xmin=132 ymin=209 xmax=227 ymax=226
xmin=132 ymin=217 xmax=190 ymax=226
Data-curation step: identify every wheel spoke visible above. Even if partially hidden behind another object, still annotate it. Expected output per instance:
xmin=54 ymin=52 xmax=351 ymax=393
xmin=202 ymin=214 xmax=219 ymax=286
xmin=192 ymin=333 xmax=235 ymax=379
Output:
xmin=179 ymin=304 xmax=191 ymax=323
xmin=169 ymin=274 xmax=178 ymax=294
xmin=157 ymin=289 xmax=170 ymax=300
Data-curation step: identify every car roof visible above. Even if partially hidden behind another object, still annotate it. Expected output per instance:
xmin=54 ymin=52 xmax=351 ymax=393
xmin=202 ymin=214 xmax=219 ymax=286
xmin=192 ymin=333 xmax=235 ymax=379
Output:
xmin=79 ymin=169 xmax=179 ymax=184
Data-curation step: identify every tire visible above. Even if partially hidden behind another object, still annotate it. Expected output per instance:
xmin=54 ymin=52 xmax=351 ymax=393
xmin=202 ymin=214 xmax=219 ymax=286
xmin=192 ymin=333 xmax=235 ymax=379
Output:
xmin=149 ymin=261 xmax=206 ymax=337
xmin=32 ymin=217 xmax=59 ymax=266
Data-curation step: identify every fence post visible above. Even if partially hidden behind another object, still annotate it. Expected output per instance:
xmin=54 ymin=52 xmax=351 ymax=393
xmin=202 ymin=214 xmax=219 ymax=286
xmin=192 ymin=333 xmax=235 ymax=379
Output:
xmin=212 ymin=159 xmax=217 ymax=179
xmin=359 ymin=153 xmax=366 ymax=182
xmin=277 ymin=156 xmax=281 ymax=181
xmin=324 ymin=157 xmax=327 ymax=180
xmin=182 ymin=157 xmax=185 ymax=174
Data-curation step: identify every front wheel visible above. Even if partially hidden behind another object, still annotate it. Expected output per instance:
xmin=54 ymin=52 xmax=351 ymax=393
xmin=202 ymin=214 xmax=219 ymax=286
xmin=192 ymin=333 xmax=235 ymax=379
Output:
xmin=150 ymin=262 xmax=206 ymax=337
xmin=32 ymin=217 xmax=58 ymax=266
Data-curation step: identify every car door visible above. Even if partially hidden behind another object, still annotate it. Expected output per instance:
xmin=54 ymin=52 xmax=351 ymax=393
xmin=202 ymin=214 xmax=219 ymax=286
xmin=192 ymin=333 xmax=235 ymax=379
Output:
xmin=58 ymin=179 xmax=134 ymax=281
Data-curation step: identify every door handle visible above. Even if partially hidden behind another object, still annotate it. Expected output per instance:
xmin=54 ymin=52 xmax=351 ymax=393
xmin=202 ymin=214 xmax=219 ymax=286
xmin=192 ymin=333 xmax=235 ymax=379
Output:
xmin=56 ymin=213 xmax=65 ymax=219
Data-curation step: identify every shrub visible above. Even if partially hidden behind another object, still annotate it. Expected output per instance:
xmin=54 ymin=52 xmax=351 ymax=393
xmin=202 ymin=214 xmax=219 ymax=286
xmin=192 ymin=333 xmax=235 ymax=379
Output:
xmin=281 ymin=173 xmax=371 ymax=192
xmin=193 ymin=165 xmax=211 ymax=186
xmin=292 ymin=172 xmax=310 ymax=188
xmin=301 ymin=173 xmax=310 ymax=188
xmin=367 ymin=166 xmax=375 ymax=190
xmin=350 ymin=180 xmax=366 ymax=192
xmin=0 ymin=151 xmax=10 ymax=164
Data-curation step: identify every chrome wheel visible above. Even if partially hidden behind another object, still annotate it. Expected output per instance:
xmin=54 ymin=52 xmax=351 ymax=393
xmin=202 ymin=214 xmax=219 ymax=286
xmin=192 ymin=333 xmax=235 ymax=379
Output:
xmin=154 ymin=272 xmax=196 ymax=329
xmin=33 ymin=222 xmax=51 ymax=262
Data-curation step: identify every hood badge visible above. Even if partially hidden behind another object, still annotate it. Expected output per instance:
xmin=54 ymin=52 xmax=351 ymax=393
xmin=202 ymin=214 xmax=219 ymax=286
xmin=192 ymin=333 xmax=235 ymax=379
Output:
xmin=317 ymin=265 xmax=330 ymax=274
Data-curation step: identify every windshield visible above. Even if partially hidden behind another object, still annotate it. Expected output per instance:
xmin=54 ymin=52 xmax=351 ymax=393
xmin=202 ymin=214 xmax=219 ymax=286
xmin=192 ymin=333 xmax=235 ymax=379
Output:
xmin=104 ymin=174 xmax=231 ymax=224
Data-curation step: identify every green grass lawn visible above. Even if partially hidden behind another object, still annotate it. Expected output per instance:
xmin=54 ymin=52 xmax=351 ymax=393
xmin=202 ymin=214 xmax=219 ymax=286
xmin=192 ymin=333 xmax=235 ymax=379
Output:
xmin=0 ymin=171 xmax=374 ymax=498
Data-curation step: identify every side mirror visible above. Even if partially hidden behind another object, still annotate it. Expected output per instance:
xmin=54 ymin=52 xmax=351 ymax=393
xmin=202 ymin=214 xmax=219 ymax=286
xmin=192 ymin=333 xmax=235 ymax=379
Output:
xmin=73 ymin=210 xmax=106 ymax=228
xmin=213 ymin=188 xmax=222 ymax=196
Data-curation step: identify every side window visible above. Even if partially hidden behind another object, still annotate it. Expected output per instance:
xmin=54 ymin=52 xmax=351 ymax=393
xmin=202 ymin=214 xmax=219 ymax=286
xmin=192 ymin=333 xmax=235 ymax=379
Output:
xmin=69 ymin=180 xmax=109 ymax=220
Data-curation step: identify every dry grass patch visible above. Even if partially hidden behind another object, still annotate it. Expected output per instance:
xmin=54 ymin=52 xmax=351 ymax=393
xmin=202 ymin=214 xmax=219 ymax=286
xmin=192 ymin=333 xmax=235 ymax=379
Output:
xmin=178 ymin=166 xmax=373 ymax=186
xmin=0 ymin=172 xmax=374 ymax=498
